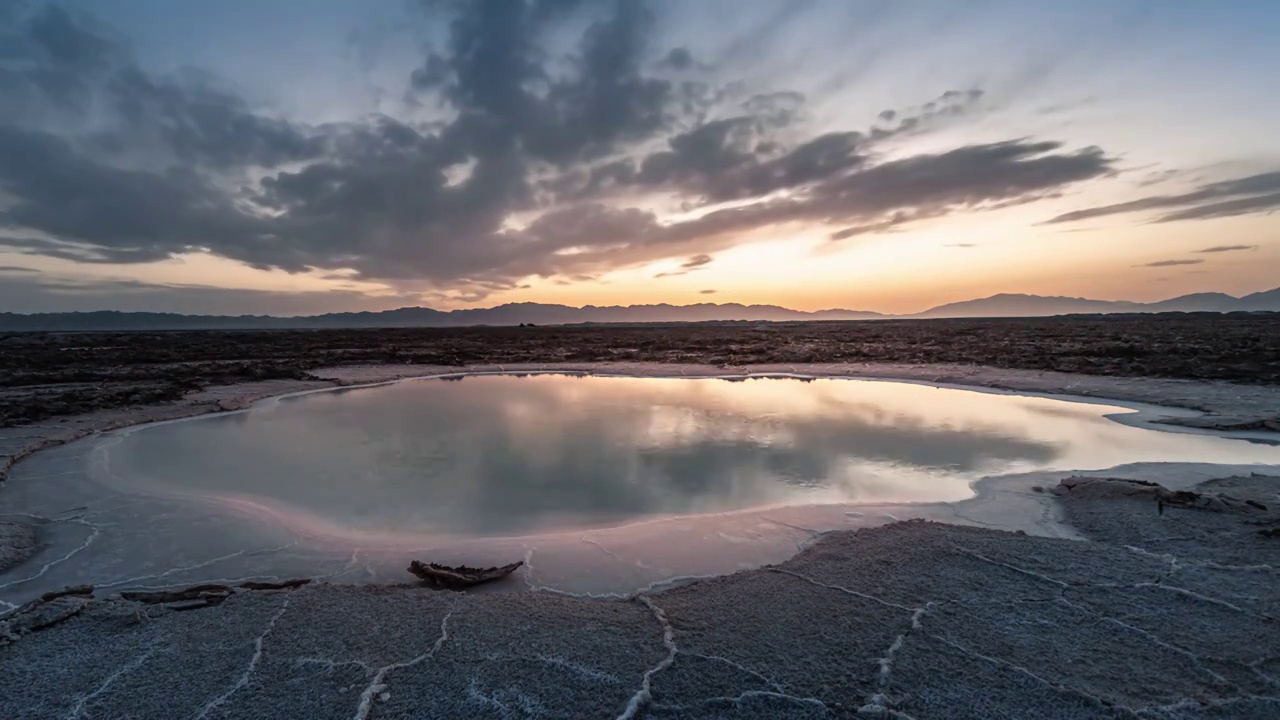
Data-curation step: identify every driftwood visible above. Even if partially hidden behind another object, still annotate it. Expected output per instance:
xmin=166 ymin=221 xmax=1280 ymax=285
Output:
xmin=407 ymin=560 xmax=524 ymax=589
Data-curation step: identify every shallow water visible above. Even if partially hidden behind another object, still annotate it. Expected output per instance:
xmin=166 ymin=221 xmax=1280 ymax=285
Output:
xmin=91 ymin=374 xmax=1277 ymax=536
xmin=3 ymin=374 xmax=1279 ymax=603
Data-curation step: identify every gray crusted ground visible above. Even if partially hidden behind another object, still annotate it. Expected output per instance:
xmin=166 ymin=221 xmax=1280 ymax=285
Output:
xmin=1 ymin=475 xmax=1277 ymax=719
xmin=0 ymin=520 xmax=35 ymax=573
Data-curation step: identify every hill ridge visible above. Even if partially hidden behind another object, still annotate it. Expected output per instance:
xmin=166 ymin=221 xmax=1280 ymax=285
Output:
xmin=2 ymin=289 xmax=1278 ymax=330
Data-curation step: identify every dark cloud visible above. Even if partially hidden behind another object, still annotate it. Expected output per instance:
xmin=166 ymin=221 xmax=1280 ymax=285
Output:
xmin=869 ymin=89 xmax=985 ymax=140
xmin=1135 ymin=259 xmax=1204 ymax=268
xmin=103 ymin=67 xmax=321 ymax=170
xmin=1045 ymin=171 xmax=1280 ymax=225
xmin=0 ymin=271 xmax=424 ymax=315
xmin=1 ymin=4 xmax=318 ymax=170
xmin=414 ymin=0 xmax=674 ymax=166
xmin=830 ymin=212 xmax=914 ymax=240
xmin=800 ymin=140 xmax=1110 ymax=235
xmin=1 ymin=1 xmax=1117 ymax=304
xmin=659 ymin=47 xmax=695 ymax=71
xmin=529 ymin=139 xmax=1112 ymax=280
xmin=945 ymin=243 xmax=977 ymax=248
xmin=653 ymin=253 xmax=713 ymax=278
xmin=0 ymin=265 xmax=39 ymax=273
xmin=699 ymin=289 xmax=716 ymax=294
xmin=636 ymin=117 xmax=773 ymax=189
xmin=700 ymin=129 xmax=866 ymax=202
xmin=1156 ymin=191 xmax=1280 ymax=223
xmin=582 ymin=88 xmax=984 ymax=207
xmin=1194 ymin=244 xmax=1256 ymax=253
xmin=0 ymin=125 xmax=267 ymax=264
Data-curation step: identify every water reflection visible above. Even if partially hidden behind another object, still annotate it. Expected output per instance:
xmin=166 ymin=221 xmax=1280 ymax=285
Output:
xmin=97 ymin=375 xmax=1268 ymax=537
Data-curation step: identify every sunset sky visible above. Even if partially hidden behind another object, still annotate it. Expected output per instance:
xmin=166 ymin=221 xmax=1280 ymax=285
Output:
xmin=1 ymin=0 xmax=1278 ymax=315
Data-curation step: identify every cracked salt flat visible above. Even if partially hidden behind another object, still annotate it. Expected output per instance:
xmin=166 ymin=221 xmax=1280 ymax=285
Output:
xmin=64 ymin=636 xmax=161 ymax=719
xmin=616 ymin=596 xmax=678 ymax=719
xmin=194 ymin=595 xmax=293 ymax=719
xmin=352 ymin=602 xmax=454 ymax=720
xmin=3 ymin=374 xmax=1279 ymax=608
xmin=955 ymin=544 xmax=1275 ymax=621
xmin=2 ymin=475 xmax=1278 ymax=720
xmin=624 ymin=589 xmax=841 ymax=719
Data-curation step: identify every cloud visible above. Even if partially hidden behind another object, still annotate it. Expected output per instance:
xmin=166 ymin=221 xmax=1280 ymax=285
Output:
xmin=699 ymin=288 xmax=716 ymax=294
xmin=654 ymin=253 xmax=713 ymax=277
xmin=945 ymin=243 xmax=977 ymax=248
xmin=0 ymin=126 xmax=267 ymax=266
xmin=1136 ymin=168 xmax=1180 ymax=187
xmin=802 ymin=140 xmax=1110 ymax=239
xmin=658 ymin=47 xmax=696 ymax=71
xmin=1 ymin=4 xmax=319 ymax=170
xmin=1045 ymin=171 xmax=1280 ymax=225
xmin=829 ymin=212 xmax=915 ymax=241
xmin=561 ymin=88 xmax=987 ymax=208
xmin=869 ymin=89 xmax=986 ymax=139
xmin=1194 ymin=244 xmax=1256 ymax=253
xmin=1134 ymin=259 xmax=1204 ymax=268
xmin=1157 ymin=192 xmax=1280 ymax=222
xmin=0 ymin=1 xmax=1116 ymax=305
xmin=0 ymin=265 xmax=39 ymax=273
xmin=410 ymin=0 xmax=674 ymax=166
xmin=0 ymin=270 xmax=424 ymax=315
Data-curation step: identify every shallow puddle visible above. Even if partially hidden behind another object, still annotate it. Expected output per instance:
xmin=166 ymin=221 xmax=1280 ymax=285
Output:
xmin=3 ymin=374 xmax=1278 ymax=604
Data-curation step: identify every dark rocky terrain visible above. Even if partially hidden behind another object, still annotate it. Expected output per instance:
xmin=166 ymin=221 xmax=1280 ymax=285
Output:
xmin=1 ymin=314 xmax=1278 ymax=427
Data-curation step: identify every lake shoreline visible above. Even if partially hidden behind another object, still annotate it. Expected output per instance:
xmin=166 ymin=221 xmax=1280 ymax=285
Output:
xmin=3 ymin=361 xmax=1280 ymax=577
xmin=1 ymin=363 xmax=1278 ymax=718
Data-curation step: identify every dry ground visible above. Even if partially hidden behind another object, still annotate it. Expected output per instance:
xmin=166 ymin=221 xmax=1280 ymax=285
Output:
xmin=3 ymin=314 xmax=1278 ymax=426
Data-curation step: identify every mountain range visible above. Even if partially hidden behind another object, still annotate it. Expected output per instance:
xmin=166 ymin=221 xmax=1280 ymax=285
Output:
xmin=2 ymin=288 xmax=1277 ymax=331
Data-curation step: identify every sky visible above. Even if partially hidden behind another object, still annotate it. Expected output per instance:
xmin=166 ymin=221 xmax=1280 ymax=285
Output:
xmin=0 ymin=0 xmax=1278 ymax=316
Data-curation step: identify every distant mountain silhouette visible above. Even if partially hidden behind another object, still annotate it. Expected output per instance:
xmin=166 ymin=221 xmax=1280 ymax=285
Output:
xmin=916 ymin=294 xmax=1143 ymax=318
xmin=1 ymin=289 xmax=1277 ymax=331
xmin=0 ymin=302 xmax=884 ymax=331
xmin=1239 ymin=287 xmax=1280 ymax=311
xmin=916 ymin=288 xmax=1280 ymax=318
